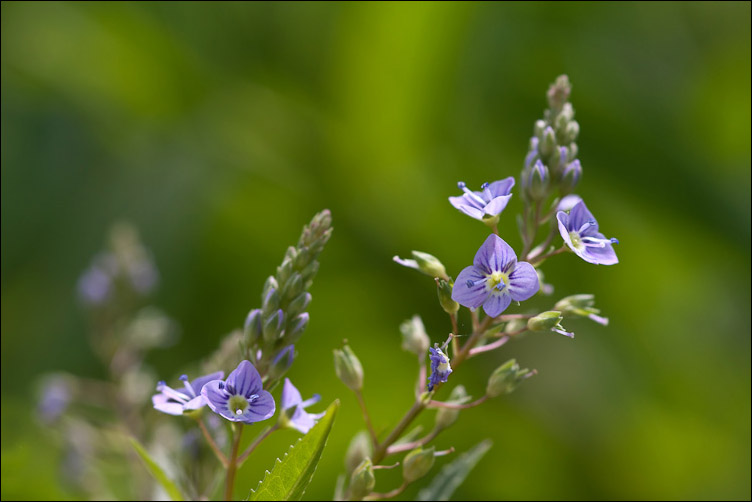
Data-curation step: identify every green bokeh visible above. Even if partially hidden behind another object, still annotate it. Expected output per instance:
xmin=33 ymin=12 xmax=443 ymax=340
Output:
xmin=2 ymin=2 xmax=750 ymax=500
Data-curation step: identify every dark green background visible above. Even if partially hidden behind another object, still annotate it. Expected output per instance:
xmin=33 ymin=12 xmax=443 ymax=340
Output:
xmin=2 ymin=2 xmax=750 ymax=500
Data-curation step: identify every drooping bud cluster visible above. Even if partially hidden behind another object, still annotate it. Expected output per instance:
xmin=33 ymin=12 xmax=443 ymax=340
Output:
xmin=242 ymin=210 xmax=333 ymax=385
xmin=521 ymin=74 xmax=582 ymax=201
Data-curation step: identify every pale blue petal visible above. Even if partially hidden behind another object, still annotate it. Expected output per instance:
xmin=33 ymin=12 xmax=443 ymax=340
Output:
xmin=508 ymin=262 xmax=540 ymax=301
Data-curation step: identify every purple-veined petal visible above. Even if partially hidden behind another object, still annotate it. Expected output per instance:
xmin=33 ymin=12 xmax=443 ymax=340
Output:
xmin=226 ymin=360 xmax=263 ymax=397
xmin=281 ymin=378 xmax=303 ymax=411
xmin=201 ymin=381 xmax=231 ymax=414
xmin=482 ymin=292 xmax=512 ymax=318
xmin=508 ymin=262 xmax=540 ymax=301
xmin=473 ymin=234 xmax=516 ymax=275
xmin=483 ymin=194 xmax=512 ymax=217
xmin=449 ymin=196 xmax=484 ymax=220
xmin=152 ymin=394 xmax=185 ymax=416
xmin=190 ymin=371 xmax=225 ymax=397
xmin=183 ymin=395 xmax=207 ymax=411
xmin=582 ymin=244 xmax=619 ymax=265
xmin=288 ymin=407 xmax=323 ymax=434
xmin=557 ymin=212 xmax=574 ymax=248
xmin=239 ymin=390 xmax=276 ymax=423
xmin=487 ymin=177 xmax=515 ymax=198
xmin=568 ymin=201 xmax=598 ymax=234
xmin=557 ymin=194 xmax=582 ymax=212
xmin=300 ymin=394 xmax=321 ymax=409
xmin=452 ymin=266 xmax=489 ymax=309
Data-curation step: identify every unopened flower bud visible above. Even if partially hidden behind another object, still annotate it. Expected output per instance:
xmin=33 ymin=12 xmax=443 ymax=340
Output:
xmin=528 ymin=311 xmax=564 ymax=331
xmin=435 ymin=385 xmax=469 ymax=430
xmin=547 ymin=74 xmax=571 ymax=112
xmin=243 ymin=309 xmax=262 ymax=344
xmin=486 ymin=359 xmax=534 ymax=397
xmin=286 ymin=312 xmax=309 ymax=343
xmin=565 ymin=121 xmax=580 ymax=142
xmin=287 ymin=292 xmax=312 ymax=318
xmin=345 ymin=431 xmax=373 ymax=474
xmin=436 ymin=278 xmax=459 ymax=314
xmin=403 ymin=447 xmax=435 ymax=483
xmin=268 ymin=345 xmax=295 ymax=380
xmin=400 ymin=315 xmax=430 ymax=357
xmin=334 ymin=344 xmax=363 ymax=391
xmin=349 ymin=458 xmax=375 ymax=500
xmin=540 ymin=126 xmax=557 ymax=156
xmin=262 ymin=276 xmax=278 ymax=303
xmin=568 ymin=142 xmax=578 ymax=161
xmin=527 ymin=160 xmax=549 ymax=201
xmin=534 ymin=120 xmax=547 ymax=139
xmin=262 ymin=309 xmax=284 ymax=343
xmin=559 ymin=160 xmax=582 ymax=194
xmin=554 ymin=294 xmax=608 ymax=326
xmin=263 ymin=287 xmax=280 ymax=312
xmin=281 ymin=272 xmax=304 ymax=301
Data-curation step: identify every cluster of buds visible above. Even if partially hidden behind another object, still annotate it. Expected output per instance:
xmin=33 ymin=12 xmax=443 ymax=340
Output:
xmin=242 ymin=210 xmax=332 ymax=386
xmin=521 ymin=74 xmax=582 ymax=202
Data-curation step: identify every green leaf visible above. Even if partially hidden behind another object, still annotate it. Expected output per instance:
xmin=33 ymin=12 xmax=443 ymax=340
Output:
xmin=129 ymin=437 xmax=184 ymax=501
xmin=249 ymin=399 xmax=339 ymax=501
xmin=416 ymin=439 xmax=492 ymax=501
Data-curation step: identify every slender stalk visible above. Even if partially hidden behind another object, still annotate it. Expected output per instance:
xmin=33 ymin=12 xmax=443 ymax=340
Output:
xmin=385 ymin=427 xmax=442 ymax=455
xmin=372 ymin=400 xmax=426 ymax=464
xmin=237 ymin=424 xmax=278 ymax=466
xmin=416 ymin=362 xmax=426 ymax=397
xmin=225 ymin=424 xmax=244 ymax=501
xmin=449 ymin=313 xmax=460 ymax=357
xmin=529 ymin=245 xmax=568 ymax=266
xmin=197 ymin=418 xmax=228 ymax=468
xmin=427 ymin=395 xmax=488 ymax=409
xmin=468 ymin=336 xmax=510 ymax=356
xmin=355 ymin=390 xmax=380 ymax=448
xmin=364 ymin=481 xmax=408 ymax=501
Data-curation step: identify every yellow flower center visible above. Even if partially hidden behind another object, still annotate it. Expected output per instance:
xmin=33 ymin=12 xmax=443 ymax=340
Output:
xmin=487 ymin=271 xmax=509 ymax=292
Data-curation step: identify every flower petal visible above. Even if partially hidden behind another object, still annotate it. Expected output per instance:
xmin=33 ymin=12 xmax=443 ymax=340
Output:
xmin=452 ymin=266 xmax=489 ymax=309
xmin=201 ymin=380 xmax=230 ymax=414
xmin=487 ymin=177 xmax=515 ymax=197
xmin=569 ymin=201 xmax=598 ymax=234
xmin=393 ymin=256 xmax=420 ymax=271
xmin=152 ymin=394 xmax=185 ymax=416
xmin=239 ymin=390 xmax=276 ymax=424
xmin=190 ymin=371 xmax=225 ymax=397
xmin=182 ymin=395 xmax=207 ymax=411
xmin=508 ymin=261 xmax=540 ymax=301
xmin=483 ymin=293 xmax=512 ymax=317
xmin=582 ymin=243 xmax=619 ymax=265
xmin=288 ymin=407 xmax=319 ymax=434
xmin=226 ymin=360 xmax=263 ymax=397
xmin=281 ymin=378 xmax=303 ymax=411
xmin=483 ymin=194 xmax=512 ymax=216
xmin=557 ymin=211 xmax=574 ymax=248
xmin=473 ymin=234 xmax=515 ymax=275
xmin=449 ymin=196 xmax=484 ymax=220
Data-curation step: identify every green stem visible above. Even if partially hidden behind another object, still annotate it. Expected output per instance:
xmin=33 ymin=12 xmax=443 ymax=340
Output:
xmin=355 ymin=390 xmax=380 ymax=449
xmin=197 ymin=418 xmax=228 ymax=468
xmin=225 ymin=423 xmax=244 ymax=501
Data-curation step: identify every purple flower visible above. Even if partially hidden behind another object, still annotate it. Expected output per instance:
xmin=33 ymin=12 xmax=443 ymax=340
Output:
xmin=152 ymin=371 xmax=224 ymax=416
xmin=280 ymin=378 xmax=325 ymax=434
xmin=428 ymin=346 xmax=452 ymax=391
xmin=556 ymin=200 xmax=619 ymax=265
xmin=451 ymin=235 xmax=540 ymax=317
xmin=449 ymin=178 xmax=515 ymax=221
xmin=38 ymin=378 xmax=72 ymax=424
xmin=201 ymin=360 xmax=275 ymax=424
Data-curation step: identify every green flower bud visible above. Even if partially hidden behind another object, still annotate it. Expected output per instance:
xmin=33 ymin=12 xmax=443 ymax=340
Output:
xmin=345 ymin=431 xmax=373 ymax=474
xmin=504 ymin=318 xmax=527 ymax=334
xmin=348 ymin=458 xmax=375 ymax=500
xmin=262 ymin=310 xmax=284 ymax=343
xmin=554 ymin=294 xmax=608 ymax=326
xmin=528 ymin=311 xmax=564 ymax=331
xmin=281 ymin=272 xmax=304 ymax=301
xmin=436 ymin=278 xmax=460 ymax=314
xmin=540 ymin=126 xmax=557 ymax=157
xmin=565 ymin=121 xmax=580 ymax=142
xmin=403 ymin=447 xmax=435 ymax=483
xmin=534 ymin=119 xmax=547 ymax=139
xmin=411 ymin=251 xmax=448 ymax=279
xmin=287 ymin=292 xmax=312 ymax=318
xmin=400 ymin=315 xmax=430 ymax=357
xmin=334 ymin=344 xmax=363 ymax=391
xmin=486 ymin=359 xmax=534 ymax=398
xmin=435 ymin=385 xmax=470 ymax=430
xmin=568 ymin=142 xmax=578 ymax=161
xmin=547 ymin=74 xmax=571 ymax=112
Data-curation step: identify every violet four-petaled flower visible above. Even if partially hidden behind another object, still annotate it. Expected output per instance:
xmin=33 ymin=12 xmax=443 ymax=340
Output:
xmin=280 ymin=378 xmax=325 ymax=434
xmin=452 ymin=234 xmax=540 ymax=317
xmin=428 ymin=346 xmax=452 ymax=391
xmin=449 ymin=178 xmax=515 ymax=221
xmin=201 ymin=360 xmax=275 ymax=424
xmin=556 ymin=200 xmax=619 ymax=265
xmin=152 ymin=371 xmax=224 ymax=416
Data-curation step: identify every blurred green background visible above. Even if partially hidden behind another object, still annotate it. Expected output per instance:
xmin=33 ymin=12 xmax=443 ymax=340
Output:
xmin=2 ymin=1 xmax=750 ymax=500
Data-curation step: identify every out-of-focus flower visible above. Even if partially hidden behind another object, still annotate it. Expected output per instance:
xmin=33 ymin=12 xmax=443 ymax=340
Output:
xmin=152 ymin=371 xmax=224 ymax=416
xmin=557 ymin=200 xmax=619 ymax=265
xmin=201 ymin=361 xmax=275 ymax=424
xmin=279 ymin=378 xmax=324 ymax=434
xmin=451 ymin=234 xmax=539 ymax=317
xmin=38 ymin=377 xmax=72 ymax=424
